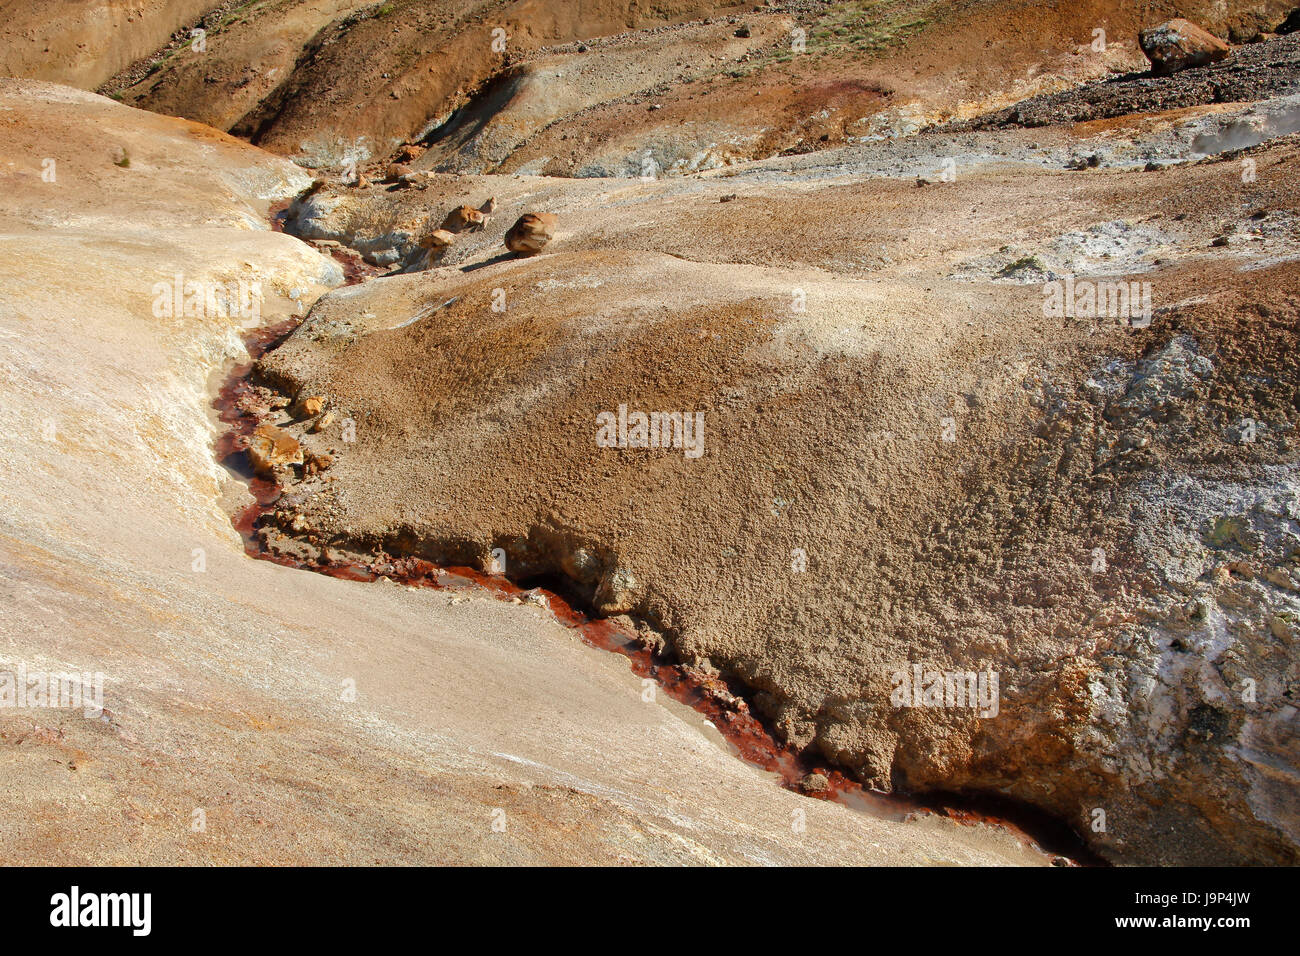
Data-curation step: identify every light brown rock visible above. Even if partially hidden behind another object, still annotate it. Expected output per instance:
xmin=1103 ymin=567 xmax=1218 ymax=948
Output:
xmin=504 ymin=212 xmax=556 ymax=256
xmin=800 ymin=773 xmax=829 ymax=793
xmin=246 ymin=423 xmax=303 ymax=475
xmin=441 ymin=205 xmax=486 ymax=233
xmin=0 ymin=79 xmax=1039 ymax=869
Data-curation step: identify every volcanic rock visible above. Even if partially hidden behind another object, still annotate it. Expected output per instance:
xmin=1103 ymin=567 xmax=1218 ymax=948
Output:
xmin=1139 ymin=19 xmax=1231 ymax=75
xmin=504 ymin=213 xmax=557 ymax=256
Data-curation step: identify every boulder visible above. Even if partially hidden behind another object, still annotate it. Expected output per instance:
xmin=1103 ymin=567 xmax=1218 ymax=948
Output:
xmin=1139 ymin=19 xmax=1230 ymax=75
xmin=385 ymin=163 xmax=413 ymax=182
xmin=504 ymin=212 xmax=556 ymax=256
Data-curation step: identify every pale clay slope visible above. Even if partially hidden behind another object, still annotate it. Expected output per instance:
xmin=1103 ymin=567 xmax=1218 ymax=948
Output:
xmin=0 ymin=81 xmax=1041 ymax=865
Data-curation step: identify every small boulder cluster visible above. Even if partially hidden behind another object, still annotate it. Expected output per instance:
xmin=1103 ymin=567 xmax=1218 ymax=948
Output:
xmin=343 ymin=142 xmax=430 ymax=190
xmin=415 ymin=201 xmax=557 ymax=268
xmin=344 ymin=139 xmax=560 ymax=271
xmin=415 ymin=197 xmax=497 ymax=265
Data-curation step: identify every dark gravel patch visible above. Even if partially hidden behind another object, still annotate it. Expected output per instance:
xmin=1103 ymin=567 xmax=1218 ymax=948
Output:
xmin=961 ymin=31 xmax=1300 ymax=129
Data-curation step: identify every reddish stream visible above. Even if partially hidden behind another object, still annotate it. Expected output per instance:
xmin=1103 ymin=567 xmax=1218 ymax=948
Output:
xmin=218 ymin=209 xmax=1103 ymax=865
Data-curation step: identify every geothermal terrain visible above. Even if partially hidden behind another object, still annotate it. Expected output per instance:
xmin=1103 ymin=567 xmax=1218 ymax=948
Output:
xmin=0 ymin=1 xmax=1297 ymax=866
